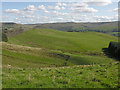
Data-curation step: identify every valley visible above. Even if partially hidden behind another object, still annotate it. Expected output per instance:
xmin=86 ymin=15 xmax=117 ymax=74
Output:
xmin=2 ymin=26 xmax=119 ymax=88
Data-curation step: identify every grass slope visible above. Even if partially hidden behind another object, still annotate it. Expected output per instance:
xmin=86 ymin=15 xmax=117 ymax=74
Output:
xmin=8 ymin=29 xmax=117 ymax=53
xmin=2 ymin=29 xmax=119 ymax=88
xmin=2 ymin=42 xmax=115 ymax=68
xmin=2 ymin=61 xmax=119 ymax=88
xmin=2 ymin=42 xmax=72 ymax=68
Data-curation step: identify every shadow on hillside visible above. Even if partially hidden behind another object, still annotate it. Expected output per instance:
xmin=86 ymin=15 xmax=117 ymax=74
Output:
xmin=102 ymin=48 xmax=119 ymax=61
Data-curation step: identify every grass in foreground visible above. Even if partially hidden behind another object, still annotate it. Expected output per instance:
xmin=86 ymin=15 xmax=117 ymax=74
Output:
xmin=2 ymin=42 xmax=119 ymax=88
xmin=2 ymin=62 xmax=119 ymax=88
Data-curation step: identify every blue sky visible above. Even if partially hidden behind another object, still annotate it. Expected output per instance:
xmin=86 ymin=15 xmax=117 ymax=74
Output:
xmin=1 ymin=1 xmax=118 ymax=24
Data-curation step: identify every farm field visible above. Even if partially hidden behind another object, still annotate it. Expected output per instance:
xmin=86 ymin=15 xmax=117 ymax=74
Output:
xmin=2 ymin=28 xmax=119 ymax=88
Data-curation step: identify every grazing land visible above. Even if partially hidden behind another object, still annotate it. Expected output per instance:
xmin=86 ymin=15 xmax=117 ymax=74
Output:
xmin=2 ymin=23 xmax=119 ymax=88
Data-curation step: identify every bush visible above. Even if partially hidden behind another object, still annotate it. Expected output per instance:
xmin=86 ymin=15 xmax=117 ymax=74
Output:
xmin=108 ymin=41 xmax=120 ymax=59
xmin=2 ymin=33 xmax=8 ymax=42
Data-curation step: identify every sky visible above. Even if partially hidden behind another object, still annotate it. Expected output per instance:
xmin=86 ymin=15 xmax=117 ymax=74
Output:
xmin=1 ymin=0 xmax=119 ymax=24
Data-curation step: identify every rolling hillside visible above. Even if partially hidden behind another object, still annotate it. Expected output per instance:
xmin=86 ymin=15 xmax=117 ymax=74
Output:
xmin=2 ymin=28 xmax=119 ymax=88
xmin=2 ymin=41 xmax=119 ymax=88
xmin=8 ymin=29 xmax=117 ymax=53
xmin=2 ymin=42 xmax=115 ymax=68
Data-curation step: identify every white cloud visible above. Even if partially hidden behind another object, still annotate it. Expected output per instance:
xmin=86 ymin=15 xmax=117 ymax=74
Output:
xmin=52 ymin=11 xmax=58 ymax=14
xmin=23 ymin=5 xmax=36 ymax=11
xmin=4 ymin=9 xmax=20 ymax=14
xmin=48 ymin=6 xmax=61 ymax=10
xmin=70 ymin=3 xmax=98 ymax=13
xmin=48 ymin=5 xmax=66 ymax=10
xmin=38 ymin=5 xmax=46 ymax=11
xmin=38 ymin=5 xmax=49 ymax=13
xmin=56 ymin=3 xmax=62 ymax=6
xmin=56 ymin=3 xmax=67 ymax=6
xmin=62 ymin=3 xmax=67 ymax=6
xmin=1 ymin=16 xmax=9 ymax=22
xmin=60 ymin=12 xmax=69 ymax=16
xmin=44 ymin=10 xmax=49 ymax=13
xmin=20 ymin=11 xmax=35 ymax=16
xmin=22 ymin=15 xmax=35 ymax=18
xmin=3 ymin=2 xmax=117 ymax=24
xmin=4 ymin=5 xmax=36 ymax=16
xmin=52 ymin=11 xmax=68 ymax=16
xmin=70 ymin=3 xmax=88 ymax=8
xmin=93 ymin=15 xmax=114 ymax=21
xmin=15 ymin=18 xmax=18 ymax=20
xmin=41 ymin=16 xmax=49 ymax=19
xmin=85 ymin=0 xmax=112 ymax=6
xmin=109 ymin=8 xmax=120 ymax=13
xmin=57 ymin=18 xmax=63 ymax=20
xmin=61 ymin=7 xmax=65 ymax=10
xmin=70 ymin=7 xmax=98 ymax=13
xmin=112 ymin=8 xmax=119 ymax=12
xmin=112 ymin=14 xmax=118 ymax=21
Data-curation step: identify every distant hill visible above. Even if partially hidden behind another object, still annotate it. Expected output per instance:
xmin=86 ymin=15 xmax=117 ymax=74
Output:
xmin=31 ymin=21 xmax=119 ymax=37
xmin=33 ymin=21 xmax=118 ymax=32
xmin=1 ymin=21 xmax=119 ymax=37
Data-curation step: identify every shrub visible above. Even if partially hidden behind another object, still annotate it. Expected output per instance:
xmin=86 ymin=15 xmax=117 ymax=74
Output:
xmin=108 ymin=41 xmax=120 ymax=59
xmin=2 ymin=33 xmax=8 ymax=42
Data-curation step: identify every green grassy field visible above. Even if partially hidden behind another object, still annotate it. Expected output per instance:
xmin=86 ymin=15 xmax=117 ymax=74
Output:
xmin=2 ymin=28 xmax=119 ymax=88
xmin=2 ymin=62 xmax=119 ymax=88
xmin=8 ymin=29 xmax=117 ymax=52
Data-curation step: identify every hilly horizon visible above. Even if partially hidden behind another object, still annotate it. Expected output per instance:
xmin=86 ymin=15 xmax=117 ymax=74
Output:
xmin=2 ymin=21 xmax=119 ymax=37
